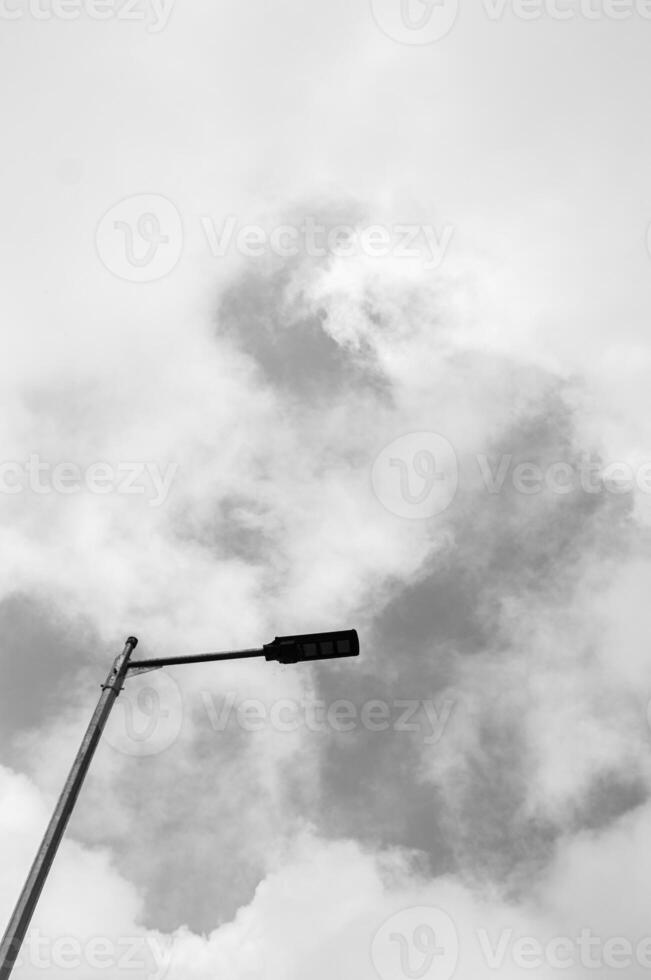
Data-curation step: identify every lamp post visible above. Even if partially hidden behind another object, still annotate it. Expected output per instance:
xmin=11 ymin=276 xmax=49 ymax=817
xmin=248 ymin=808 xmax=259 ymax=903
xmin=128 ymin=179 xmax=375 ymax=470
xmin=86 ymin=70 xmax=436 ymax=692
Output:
xmin=0 ymin=629 xmax=359 ymax=980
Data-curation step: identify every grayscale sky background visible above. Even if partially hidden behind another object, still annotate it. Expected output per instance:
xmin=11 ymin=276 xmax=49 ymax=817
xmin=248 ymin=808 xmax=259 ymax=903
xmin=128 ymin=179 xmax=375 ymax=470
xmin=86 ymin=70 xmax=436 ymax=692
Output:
xmin=2 ymin=1 xmax=651 ymax=978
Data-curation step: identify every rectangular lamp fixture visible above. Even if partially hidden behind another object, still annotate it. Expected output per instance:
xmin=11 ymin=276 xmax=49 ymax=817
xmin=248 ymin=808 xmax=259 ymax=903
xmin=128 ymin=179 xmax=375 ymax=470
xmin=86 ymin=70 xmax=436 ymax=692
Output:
xmin=264 ymin=629 xmax=359 ymax=665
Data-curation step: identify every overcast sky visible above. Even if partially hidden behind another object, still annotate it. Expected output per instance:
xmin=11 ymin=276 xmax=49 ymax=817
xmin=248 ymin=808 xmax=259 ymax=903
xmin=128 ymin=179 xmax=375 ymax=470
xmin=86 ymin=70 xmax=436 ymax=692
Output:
xmin=2 ymin=1 xmax=651 ymax=978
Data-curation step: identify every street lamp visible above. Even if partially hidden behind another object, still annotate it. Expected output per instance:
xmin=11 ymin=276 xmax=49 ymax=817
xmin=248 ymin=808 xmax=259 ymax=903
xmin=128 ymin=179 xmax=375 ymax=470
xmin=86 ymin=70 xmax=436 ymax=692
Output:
xmin=0 ymin=629 xmax=359 ymax=980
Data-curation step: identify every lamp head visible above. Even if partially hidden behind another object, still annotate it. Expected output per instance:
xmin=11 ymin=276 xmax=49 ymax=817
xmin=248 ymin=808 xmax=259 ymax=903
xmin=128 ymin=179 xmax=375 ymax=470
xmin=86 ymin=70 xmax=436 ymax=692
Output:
xmin=264 ymin=629 xmax=359 ymax=665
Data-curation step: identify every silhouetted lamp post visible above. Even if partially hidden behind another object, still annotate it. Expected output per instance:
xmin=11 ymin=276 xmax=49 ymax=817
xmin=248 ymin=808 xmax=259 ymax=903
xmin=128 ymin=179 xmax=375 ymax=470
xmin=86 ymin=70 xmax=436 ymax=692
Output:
xmin=0 ymin=629 xmax=359 ymax=980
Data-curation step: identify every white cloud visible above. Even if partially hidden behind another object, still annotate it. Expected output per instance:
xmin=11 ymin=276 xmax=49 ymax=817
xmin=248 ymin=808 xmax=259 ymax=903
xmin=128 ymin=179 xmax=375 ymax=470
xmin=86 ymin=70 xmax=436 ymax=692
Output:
xmin=2 ymin=2 xmax=651 ymax=977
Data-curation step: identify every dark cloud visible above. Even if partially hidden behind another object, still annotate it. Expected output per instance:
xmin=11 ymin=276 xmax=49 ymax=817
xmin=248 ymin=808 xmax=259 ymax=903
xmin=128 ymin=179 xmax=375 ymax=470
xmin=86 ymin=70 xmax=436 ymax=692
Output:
xmin=90 ymin=701 xmax=314 ymax=933
xmin=104 ymin=263 xmax=640 ymax=933
xmin=215 ymin=207 xmax=391 ymax=405
xmin=9 ymin=249 xmax=643 ymax=940
xmin=307 ymin=383 xmax=641 ymax=895
xmin=173 ymin=492 xmax=279 ymax=566
xmin=0 ymin=594 xmax=95 ymax=760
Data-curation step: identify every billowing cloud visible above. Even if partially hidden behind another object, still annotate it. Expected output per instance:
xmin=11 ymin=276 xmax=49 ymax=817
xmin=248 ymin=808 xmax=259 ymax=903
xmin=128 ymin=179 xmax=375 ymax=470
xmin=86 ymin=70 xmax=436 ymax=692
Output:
xmin=2 ymin=5 xmax=651 ymax=978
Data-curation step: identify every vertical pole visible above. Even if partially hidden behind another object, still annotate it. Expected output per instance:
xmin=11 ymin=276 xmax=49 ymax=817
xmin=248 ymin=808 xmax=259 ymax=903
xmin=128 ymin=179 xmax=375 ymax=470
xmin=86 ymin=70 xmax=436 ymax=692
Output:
xmin=0 ymin=637 xmax=138 ymax=980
